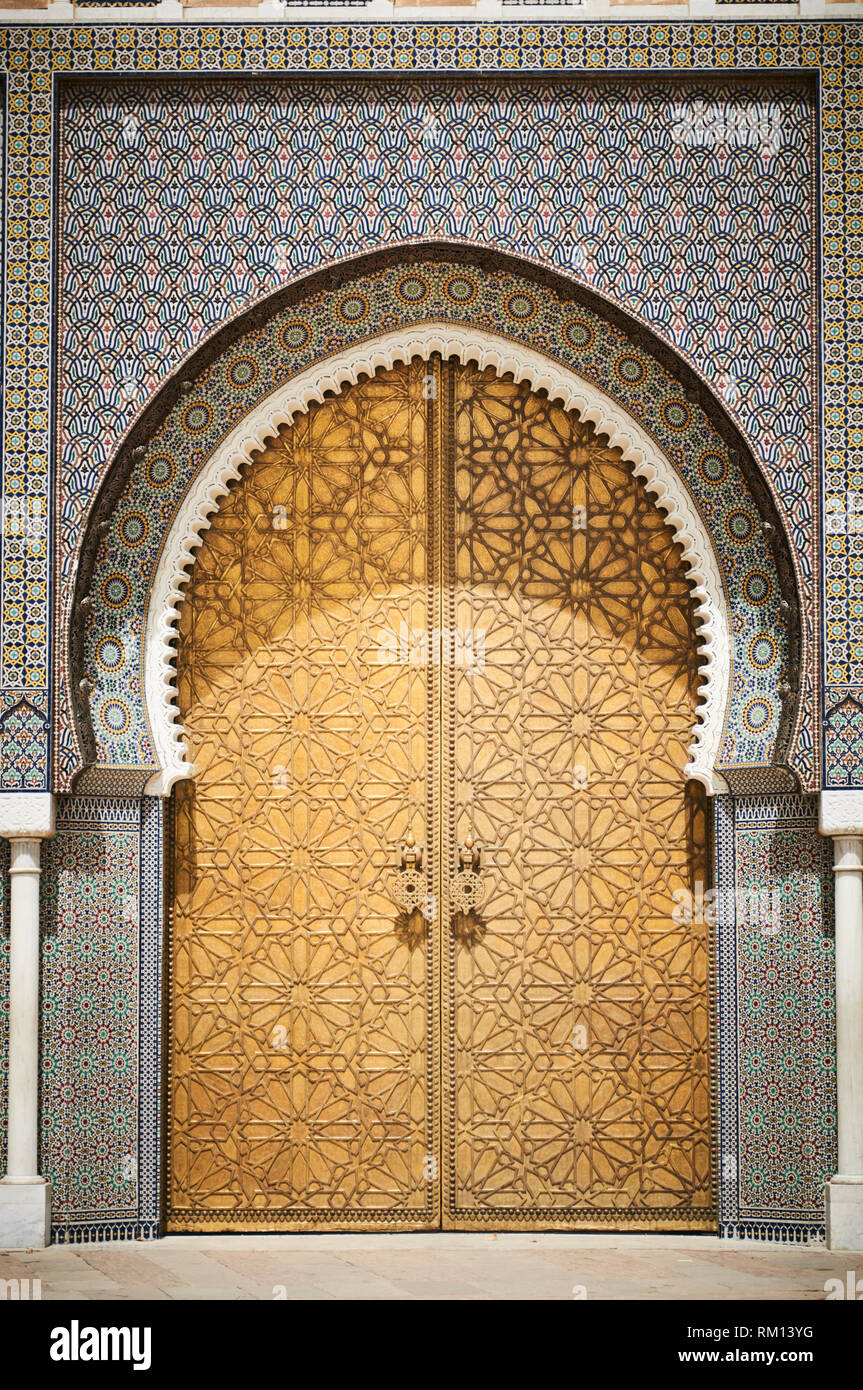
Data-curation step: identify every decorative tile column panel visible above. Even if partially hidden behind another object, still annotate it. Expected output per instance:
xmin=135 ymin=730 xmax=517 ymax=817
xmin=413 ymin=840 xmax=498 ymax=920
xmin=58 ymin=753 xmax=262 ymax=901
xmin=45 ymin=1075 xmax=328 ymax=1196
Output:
xmin=716 ymin=794 xmax=836 ymax=1243
xmin=38 ymin=795 xmax=162 ymax=1244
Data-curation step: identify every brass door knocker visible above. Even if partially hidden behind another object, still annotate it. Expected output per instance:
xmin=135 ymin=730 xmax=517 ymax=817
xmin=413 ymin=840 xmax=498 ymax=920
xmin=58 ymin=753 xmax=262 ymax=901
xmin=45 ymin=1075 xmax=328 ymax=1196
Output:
xmin=389 ymin=828 xmax=430 ymax=939
xmin=451 ymin=835 xmax=486 ymax=942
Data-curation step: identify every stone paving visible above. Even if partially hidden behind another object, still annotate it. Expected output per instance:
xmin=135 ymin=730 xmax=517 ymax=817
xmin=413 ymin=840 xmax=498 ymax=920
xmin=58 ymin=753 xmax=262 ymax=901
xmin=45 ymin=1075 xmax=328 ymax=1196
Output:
xmin=1 ymin=1234 xmax=860 ymax=1300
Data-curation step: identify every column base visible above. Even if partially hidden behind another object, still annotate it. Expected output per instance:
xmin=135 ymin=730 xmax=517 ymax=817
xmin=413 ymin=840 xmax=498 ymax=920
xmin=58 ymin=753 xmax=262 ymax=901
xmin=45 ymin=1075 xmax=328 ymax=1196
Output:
xmin=0 ymin=1178 xmax=51 ymax=1250
xmin=826 ymin=1177 xmax=863 ymax=1252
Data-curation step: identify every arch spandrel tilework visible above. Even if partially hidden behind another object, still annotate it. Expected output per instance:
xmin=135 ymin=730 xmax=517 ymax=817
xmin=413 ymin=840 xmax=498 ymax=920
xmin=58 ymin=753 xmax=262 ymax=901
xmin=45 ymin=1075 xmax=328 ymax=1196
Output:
xmin=11 ymin=24 xmax=863 ymax=797
xmin=714 ymin=793 xmax=836 ymax=1243
xmin=53 ymin=70 xmax=820 ymax=791
xmin=76 ymin=256 xmax=796 ymax=793
xmin=143 ymin=323 xmax=735 ymax=798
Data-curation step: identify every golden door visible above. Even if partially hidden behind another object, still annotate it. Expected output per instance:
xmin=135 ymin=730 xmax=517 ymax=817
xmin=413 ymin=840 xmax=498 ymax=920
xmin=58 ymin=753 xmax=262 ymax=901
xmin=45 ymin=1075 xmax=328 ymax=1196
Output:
xmin=167 ymin=358 xmax=714 ymax=1232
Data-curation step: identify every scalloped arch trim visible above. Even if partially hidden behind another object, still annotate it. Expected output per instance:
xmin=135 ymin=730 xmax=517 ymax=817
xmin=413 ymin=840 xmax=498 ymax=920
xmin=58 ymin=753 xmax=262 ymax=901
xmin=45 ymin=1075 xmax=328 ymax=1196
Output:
xmin=144 ymin=326 xmax=731 ymax=796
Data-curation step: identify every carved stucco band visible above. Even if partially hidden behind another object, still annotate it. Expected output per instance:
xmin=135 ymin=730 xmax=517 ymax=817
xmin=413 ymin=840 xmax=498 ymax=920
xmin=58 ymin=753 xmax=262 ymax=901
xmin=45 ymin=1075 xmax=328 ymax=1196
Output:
xmin=143 ymin=326 xmax=732 ymax=798
xmin=820 ymin=791 xmax=863 ymax=839
xmin=0 ymin=793 xmax=56 ymax=840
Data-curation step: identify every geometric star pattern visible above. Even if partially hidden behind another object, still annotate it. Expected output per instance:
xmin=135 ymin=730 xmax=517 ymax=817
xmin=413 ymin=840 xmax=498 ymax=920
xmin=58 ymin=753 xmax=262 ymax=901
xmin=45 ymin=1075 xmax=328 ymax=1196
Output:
xmin=169 ymin=361 xmax=436 ymax=1227
xmin=0 ymin=19 xmax=846 ymax=1251
xmin=446 ymin=365 xmax=713 ymax=1225
xmin=169 ymin=360 xmax=713 ymax=1229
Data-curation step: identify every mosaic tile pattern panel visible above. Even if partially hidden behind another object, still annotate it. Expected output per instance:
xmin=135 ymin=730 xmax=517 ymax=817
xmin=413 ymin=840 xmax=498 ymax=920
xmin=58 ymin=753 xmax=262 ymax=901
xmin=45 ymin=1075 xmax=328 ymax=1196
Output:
xmin=54 ymin=71 xmax=819 ymax=787
xmin=0 ymin=18 xmax=853 ymax=1248
xmin=5 ymin=24 xmax=860 ymax=790
xmin=81 ymin=255 xmax=793 ymax=783
xmin=4 ymin=787 xmax=837 ymax=1242
xmin=34 ymin=796 xmax=162 ymax=1243
xmin=716 ymin=794 xmax=836 ymax=1242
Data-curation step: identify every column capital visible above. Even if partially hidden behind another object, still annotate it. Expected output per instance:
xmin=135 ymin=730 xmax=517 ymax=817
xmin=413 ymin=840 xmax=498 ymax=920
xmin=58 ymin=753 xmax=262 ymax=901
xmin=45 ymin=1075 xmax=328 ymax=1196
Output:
xmin=9 ymin=838 xmax=43 ymax=875
xmin=819 ymin=790 xmax=863 ymax=839
xmin=0 ymin=792 xmax=55 ymax=841
xmin=833 ymin=838 xmax=863 ymax=875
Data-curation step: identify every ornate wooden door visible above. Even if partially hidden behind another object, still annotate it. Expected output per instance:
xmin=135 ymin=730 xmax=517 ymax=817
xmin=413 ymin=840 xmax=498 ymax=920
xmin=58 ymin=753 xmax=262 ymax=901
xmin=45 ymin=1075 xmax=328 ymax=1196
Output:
xmin=439 ymin=362 xmax=713 ymax=1228
xmin=167 ymin=357 xmax=714 ymax=1233
xmin=168 ymin=361 xmax=440 ymax=1230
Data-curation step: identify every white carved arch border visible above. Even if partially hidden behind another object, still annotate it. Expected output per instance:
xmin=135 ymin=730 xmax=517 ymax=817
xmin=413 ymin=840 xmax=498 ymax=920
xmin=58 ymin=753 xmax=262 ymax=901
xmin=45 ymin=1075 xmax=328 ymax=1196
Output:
xmin=143 ymin=325 xmax=732 ymax=796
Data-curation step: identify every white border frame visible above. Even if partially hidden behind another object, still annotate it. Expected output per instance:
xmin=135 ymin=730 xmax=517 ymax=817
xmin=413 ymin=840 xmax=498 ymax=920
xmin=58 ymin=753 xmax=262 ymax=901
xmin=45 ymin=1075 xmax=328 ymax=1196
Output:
xmin=143 ymin=325 xmax=731 ymax=795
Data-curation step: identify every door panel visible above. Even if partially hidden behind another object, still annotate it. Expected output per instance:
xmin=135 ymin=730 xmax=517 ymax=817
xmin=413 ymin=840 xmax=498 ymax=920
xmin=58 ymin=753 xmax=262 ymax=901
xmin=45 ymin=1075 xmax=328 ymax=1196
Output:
xmin=168 ymin=356 xmax=714 ymax=1233
xmin=443 ymin=364 xmax=713 ymax=1228
xmin=168 ymin=361 xmax=439 ymax=1230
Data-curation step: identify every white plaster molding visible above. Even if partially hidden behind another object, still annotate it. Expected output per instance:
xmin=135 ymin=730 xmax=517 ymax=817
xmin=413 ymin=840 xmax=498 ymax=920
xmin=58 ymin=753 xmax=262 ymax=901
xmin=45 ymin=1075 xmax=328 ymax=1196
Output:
xmin=143 ymin=326 xmax=731 ymax=797
xmin=0 ymin=792 xmax=56 ymax=841
xmin=20 ymin=4 xmax=863 ymax=24
xmin=820 ymin=790 xmax=863 ymax=839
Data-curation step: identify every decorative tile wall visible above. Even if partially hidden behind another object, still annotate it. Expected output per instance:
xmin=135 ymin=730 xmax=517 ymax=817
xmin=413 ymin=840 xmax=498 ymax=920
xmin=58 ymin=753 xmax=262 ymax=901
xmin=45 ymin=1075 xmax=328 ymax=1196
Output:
xmin=0 ymin=17 xmax=856 ymax=1246
xmin=36 ymin=795 xmax=162 ymax=1243
xmin=716 ymin=794 xmax=836 ymax=1241
xmin=83 ymin=252 xmax=792 ymax=780
xmin=3 ymin=785 xmax=838 ymax=1241
xmin=53 ymin=67 xmax=819 ymax=788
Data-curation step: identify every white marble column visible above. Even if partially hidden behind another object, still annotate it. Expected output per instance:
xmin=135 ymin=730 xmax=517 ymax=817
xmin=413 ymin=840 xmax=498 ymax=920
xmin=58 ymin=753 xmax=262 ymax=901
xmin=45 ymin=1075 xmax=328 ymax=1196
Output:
xmin=5 ymin=839 xmax=43 ymax=1180
xmin=821 ymin=794 xmax=863 ymax=1251
xmin=0 ymin=794 xmax=54 ymax=1249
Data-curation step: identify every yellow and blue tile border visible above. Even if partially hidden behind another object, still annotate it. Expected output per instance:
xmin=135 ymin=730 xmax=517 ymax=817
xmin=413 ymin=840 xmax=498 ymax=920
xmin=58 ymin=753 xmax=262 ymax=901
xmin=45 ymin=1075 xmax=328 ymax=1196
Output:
xmin=0 ymin=18 xmax=851 ymax=1242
